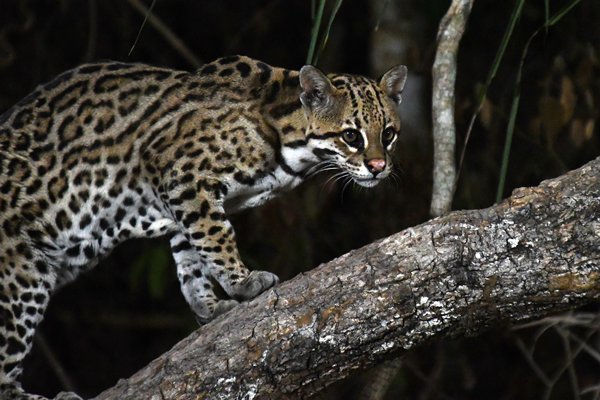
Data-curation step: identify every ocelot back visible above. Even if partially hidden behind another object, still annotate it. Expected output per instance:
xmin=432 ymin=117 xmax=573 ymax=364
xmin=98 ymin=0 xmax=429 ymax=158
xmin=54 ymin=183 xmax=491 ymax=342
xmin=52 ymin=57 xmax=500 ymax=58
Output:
xmin=0 ymin=55 xmax=407 ymax=399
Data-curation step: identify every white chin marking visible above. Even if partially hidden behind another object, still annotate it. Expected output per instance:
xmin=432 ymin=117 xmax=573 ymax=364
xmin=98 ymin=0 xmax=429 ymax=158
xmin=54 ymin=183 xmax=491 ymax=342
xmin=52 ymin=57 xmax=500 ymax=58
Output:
xmin=355 ymin=179 xmax=380 ymax=188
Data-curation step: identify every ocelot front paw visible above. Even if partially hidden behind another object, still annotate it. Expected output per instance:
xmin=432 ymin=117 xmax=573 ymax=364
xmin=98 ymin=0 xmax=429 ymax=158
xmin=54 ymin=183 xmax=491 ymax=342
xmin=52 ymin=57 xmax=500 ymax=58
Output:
xmin=234 ymin=270 xmax=280 ymax=300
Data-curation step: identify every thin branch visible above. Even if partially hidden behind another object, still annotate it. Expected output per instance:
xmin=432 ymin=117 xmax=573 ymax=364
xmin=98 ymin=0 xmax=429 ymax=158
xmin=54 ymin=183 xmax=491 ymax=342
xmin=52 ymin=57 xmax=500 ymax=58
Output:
xmin=83 ymin=0 xmax=98 ymax=62
xmin=430 ymin=0 xmax=474 ymax=217
xmin=513 ymin=337 xmax=552 ymax=387
xmin=34 ymin=333 xmax=77 ymax=393
xmin=357 ymin=358 xmax=402 ymax=400
xmin=513 ymin=311 xmax=600 ymax=399
xmin=126 ymin=0 xmax=202 ymax=68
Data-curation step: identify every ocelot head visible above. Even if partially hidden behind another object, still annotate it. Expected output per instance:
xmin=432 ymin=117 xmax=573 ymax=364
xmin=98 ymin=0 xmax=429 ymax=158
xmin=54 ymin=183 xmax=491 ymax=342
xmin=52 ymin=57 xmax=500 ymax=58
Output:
xmin=299 ymin=64 xmax=407 ymax=187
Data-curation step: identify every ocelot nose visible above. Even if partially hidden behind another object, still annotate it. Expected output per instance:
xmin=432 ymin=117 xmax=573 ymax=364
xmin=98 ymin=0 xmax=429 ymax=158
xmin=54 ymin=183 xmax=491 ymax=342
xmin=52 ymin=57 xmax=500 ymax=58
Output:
xmin=365 ymin=158 xmax=386 ymax=176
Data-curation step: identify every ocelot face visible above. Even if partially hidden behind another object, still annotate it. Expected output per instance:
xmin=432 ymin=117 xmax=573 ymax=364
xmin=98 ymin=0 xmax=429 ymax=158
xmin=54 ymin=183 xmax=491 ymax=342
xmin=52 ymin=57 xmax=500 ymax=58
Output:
xmin=299 ymin=64 xmax=407 ymax=187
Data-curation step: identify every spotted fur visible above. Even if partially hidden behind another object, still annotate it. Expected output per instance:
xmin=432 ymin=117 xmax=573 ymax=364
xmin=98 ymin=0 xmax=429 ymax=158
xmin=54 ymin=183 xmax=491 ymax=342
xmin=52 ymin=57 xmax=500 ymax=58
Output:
xmin=0 ymin=55 xmax=407 ymax=399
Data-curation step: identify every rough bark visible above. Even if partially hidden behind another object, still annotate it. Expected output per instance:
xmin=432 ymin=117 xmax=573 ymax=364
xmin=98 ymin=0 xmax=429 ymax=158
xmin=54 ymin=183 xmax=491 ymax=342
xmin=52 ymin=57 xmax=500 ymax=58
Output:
xmin=94 ymin=157 xmax=600 ymax=400
xmin=431 ymin=0 xmax=474 ymax=216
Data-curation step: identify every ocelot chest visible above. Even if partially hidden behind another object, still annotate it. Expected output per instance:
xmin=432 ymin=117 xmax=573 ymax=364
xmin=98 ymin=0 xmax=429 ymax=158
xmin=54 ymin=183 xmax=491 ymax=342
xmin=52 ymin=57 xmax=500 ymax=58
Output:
xmin=224 ymin=164 xmax=304 ymax=213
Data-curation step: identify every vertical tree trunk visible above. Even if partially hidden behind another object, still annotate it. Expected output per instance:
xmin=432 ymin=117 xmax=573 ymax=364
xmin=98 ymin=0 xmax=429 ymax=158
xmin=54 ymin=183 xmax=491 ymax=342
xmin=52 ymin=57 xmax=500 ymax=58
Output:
xmin=431 ymin=0 xmax=474 ymax=216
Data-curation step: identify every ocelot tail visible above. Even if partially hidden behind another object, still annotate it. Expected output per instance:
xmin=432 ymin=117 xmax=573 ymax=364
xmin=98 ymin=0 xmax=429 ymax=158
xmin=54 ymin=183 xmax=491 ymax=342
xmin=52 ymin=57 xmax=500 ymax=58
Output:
xmin=0 ymin=55 xmax=407 ymax=399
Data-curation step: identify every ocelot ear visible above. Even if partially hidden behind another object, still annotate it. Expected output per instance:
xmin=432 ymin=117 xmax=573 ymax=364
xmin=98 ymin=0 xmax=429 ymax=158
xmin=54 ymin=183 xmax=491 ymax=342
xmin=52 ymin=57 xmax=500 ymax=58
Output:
xmin=299 ymin=65 xmax=334 ymax=112
xmin=379 ymin=65 xmax=408 ymax=105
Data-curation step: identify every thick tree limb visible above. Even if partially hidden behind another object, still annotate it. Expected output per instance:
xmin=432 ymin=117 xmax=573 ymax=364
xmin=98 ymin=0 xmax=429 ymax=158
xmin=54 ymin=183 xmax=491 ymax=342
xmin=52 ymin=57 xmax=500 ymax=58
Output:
xmin=95 ymin=157 xmax=600 ymax=400
xmin=431 ymin=0 xmax=474 ymax=216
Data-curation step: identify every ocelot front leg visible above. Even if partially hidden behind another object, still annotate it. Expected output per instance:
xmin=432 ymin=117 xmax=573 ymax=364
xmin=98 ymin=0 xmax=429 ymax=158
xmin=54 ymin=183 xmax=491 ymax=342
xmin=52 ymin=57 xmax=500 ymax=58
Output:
xmin=167 ymin=179 xmax=279 ymax=322
xmin=169 ymin=233 xmax=238 ymax=323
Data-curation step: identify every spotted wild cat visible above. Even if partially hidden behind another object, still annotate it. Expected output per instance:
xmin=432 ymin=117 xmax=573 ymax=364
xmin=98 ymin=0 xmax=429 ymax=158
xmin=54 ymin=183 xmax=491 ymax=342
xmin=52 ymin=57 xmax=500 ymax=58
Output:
xmin=0 ymin=55 xmax=407 ymax=399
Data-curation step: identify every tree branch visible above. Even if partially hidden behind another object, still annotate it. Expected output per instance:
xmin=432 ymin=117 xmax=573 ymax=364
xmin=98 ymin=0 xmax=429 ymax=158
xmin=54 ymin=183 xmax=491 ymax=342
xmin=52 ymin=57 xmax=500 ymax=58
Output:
xmin=431 ymin=0 xmax=474 ymax=216
xmin=94 ymin=157 xmax=600 ymax=400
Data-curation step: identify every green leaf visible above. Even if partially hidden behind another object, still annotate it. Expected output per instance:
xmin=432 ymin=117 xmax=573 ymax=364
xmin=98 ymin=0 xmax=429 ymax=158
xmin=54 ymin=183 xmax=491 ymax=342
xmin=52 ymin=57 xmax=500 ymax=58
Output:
xmin=495 ymin=0 xmax=581 ymax=202
xmin=480 ymin=0 xmax=526 ymax=103
xmin=544 ymin=0 xmax=549 ymax=33
xmin=314 ymin=0 xmax=344 ymax=65
xmin=129 ymin=243 xmax=171 ymax=299
xmin=495 ymin=81 xmax=521 ymax=203
xmin=457 ymin=0 xmax=525 ymax=183
xmin=147 ymin=246 xmax=170 ymax=299
xmin=546 ymin=0 xmax=580 ymax=27
xmin=306 ymin=0 xmax=326 ymax=65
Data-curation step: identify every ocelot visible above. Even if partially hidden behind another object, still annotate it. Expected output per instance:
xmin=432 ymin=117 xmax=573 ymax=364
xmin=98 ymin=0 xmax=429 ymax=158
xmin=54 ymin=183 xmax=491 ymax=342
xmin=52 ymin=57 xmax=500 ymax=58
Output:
xmin=0 ymin=55 xmax=407 ymax=399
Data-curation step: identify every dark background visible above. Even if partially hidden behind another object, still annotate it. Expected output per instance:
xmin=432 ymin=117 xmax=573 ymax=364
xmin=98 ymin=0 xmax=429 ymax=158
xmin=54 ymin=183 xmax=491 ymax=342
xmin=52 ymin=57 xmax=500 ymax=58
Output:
xmin=0 ymin=0 xmax=599 ymax=398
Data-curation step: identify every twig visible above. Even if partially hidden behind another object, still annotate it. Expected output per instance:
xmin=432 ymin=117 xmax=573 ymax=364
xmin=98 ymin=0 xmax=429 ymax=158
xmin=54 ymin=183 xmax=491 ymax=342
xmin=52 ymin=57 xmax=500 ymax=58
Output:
xmin=34 ymin=333 xmax=77 ymax=393
xmin=357 ymin=358 xmax=403 ymax=400
xmin=513 ymin=336 xmax=552 ymax=387
xmin=513 ymin=311 xmax=600 ymax=399
xmin=514 ymin=313 xmax=600 ymax=329
xmin=128 ymin=0 xmax=156 ymax=58
xmin=126 ymin=0 xmax=202 ymax=68
xmin=83 ymin=0 xmax=98 ymax=62
xmin=556 ymin=326 xmax=581 ymax=400
xmin=430 ymin=0 xmax=474 ymax=217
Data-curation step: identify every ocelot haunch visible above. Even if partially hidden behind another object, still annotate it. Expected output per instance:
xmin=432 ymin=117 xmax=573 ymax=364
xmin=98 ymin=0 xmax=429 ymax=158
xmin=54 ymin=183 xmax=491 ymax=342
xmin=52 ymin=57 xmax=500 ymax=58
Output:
xmin=0 ymin=55 xmax=407 ymax=399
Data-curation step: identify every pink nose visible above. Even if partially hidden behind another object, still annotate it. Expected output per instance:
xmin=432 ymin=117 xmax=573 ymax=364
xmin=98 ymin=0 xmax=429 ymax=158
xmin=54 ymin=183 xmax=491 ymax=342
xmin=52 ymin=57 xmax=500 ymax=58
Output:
xmin=366 ymin=158 xmax=386 ymax=173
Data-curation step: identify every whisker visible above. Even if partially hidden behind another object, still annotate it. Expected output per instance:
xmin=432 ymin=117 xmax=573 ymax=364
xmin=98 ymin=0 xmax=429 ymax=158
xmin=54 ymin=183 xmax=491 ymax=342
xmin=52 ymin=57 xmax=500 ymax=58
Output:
xmin=306 ymin=160 xmax=340 ymax=179
xmin=341 ymin=176 xmax=353 ymax=201
xmin=323 ymin=171 xmax=347 ymax=189
xmin=311 ymin=168 xmax=338 ymax=180
xmin=393 ymin=162 xmax=405 ymax=177
xmin=307 ymin=160 xmax=331 ymax=173
xmin=389 ymin=171 xmax=401 ymax=188
xmin=331 ymin=173 xmax=349 ymax=188
xmin=358 ymin=182 xmax=367 ymax=195
xmin=305 ymin=161 xmax=330 ymax=177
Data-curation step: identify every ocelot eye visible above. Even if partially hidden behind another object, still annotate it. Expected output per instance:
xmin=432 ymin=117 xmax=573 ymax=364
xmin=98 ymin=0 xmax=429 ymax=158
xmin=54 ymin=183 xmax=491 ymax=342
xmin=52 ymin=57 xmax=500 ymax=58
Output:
xmin=341 ymin=129 xmax=361 ymax=146
xmin=382 ymin=127 xmax=396 ymax=145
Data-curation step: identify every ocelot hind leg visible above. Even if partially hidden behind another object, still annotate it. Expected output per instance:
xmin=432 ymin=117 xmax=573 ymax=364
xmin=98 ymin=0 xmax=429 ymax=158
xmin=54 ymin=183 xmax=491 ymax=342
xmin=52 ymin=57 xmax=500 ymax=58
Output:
xmin=0 ymin=252 xmax=74 ymax=399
